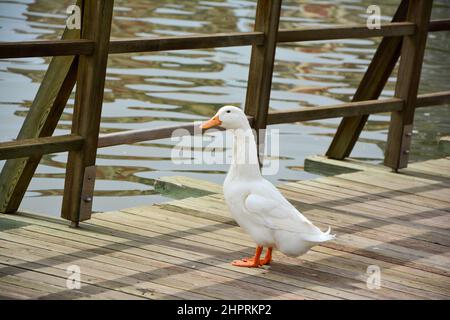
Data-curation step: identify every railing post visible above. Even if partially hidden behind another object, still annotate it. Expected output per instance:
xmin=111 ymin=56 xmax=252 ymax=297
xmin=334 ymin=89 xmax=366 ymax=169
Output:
xmin=0 ymin=1 xmax=82 ymax=214
xmin=61 ymin=0 xmax=114 ymax=225
xmin=384 ymin=0 xmax=433 ymax=170
xmin=325 ymin=0 xmax=408 ymax=160
xmin=245 ymin=0 xmax=282 ymax=160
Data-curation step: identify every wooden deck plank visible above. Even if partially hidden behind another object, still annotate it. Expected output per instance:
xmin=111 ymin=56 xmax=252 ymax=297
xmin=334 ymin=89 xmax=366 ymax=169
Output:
xmin=0 ymin=213 xmax=418 ymax=298
xmin=85 ymin=216 xmax=353 ymax=299
xmin=0 ymin=228 xmax=291 ymax=300
xmin=0 ymin=240 xmax=209 ymax=300
xmin=11 ymin=209 xmax=450 ymax=297
xmin=120 ymin=208 xmax=450 ymax=299
xmin=90 ymin=215 xmax=396 ymax=299
xmin=0 ymin=215 xmax=335 ymax=300
xmin=12 ymin=219 xmax=335 ymax=300
xmin=280 ymin=182 xmax=450 ymax=231
xmin=338 ymin=171 xmax=450 ymax=204
xmin=120 ymin=203 xmax=450 ymax=298
xmin=0 ymin=158 xmax=449 ymax=299
xmin=164 ymin=192 xmax=450 ymax=246
xmin=300 ymin=178 xmax=449 ymax=220
xmin=295 ymin=180 xmax=450 ymax=229
xmin=0 ymin=264 xmax=141 ymax=300
xmin=0 ymin=252 xmax=198 ymax=300
xmin=317 ymin=175 xmax=450 ymax=213
xmin=161 ymin=194 xmax=450 ymax=277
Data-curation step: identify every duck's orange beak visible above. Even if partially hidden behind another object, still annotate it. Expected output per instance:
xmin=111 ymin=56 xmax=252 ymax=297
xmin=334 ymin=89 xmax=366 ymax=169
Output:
xmin=200 ymin=115 xmax=222 ymax=129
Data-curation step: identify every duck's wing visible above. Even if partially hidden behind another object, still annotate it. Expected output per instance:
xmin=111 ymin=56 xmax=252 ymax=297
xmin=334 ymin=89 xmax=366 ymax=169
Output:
xmin=244 ymin=186 xmax=334 ymax=242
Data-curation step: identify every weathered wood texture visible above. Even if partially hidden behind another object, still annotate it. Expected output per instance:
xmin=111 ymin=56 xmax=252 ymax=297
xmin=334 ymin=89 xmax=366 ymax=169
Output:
xmin=98 ymin=116 xmax=253 ymax=148
xmin=245 ymin=0 xmax=282 ymax=135
xmin=0 ymin=158 xmax=449 ymax=299
xmin=0 ymin=135 xmax=83 ymax=160
xmin=416 ymin=91 xmax=450 ymax=107
xmin=325 ymin=0 xmax=409 ymax=159
xmin=428 ymin=19 xmax=450 ymax=32
xmin=3 ymin=18 xmax=448 ymax=59
xmin=268 ymin=98 xmax=404 ymax=124
xmin=1 ymin=91 xmax=446 ymax=161
xmin=98 ymin=124 xmax=196 ymax=148
xmin=277 ymin=22 xmax=415 ymax=42
xmin=0 ymin=40 xmax=94 ymax=59
xmin=62 ymin=0 xmax=114 ymax=223
xmin=0 ymin=25 xmax=80 ymax=214
xmin=96 ymin=89 xmax=450 ymax=147
xmin=109 ymin=32 xmax=264 ymax=53
xmin=267 ymin=91 xmax=450 ymax=125
xmin=385 ymin=0 xmax=434 ymax=170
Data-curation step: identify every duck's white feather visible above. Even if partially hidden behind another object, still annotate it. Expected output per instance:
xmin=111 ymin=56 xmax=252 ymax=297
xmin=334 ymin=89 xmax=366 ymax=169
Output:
xmin=244 ymin=192 xmax=333 ymax=242
xmin=208 ymin=105 xmax=335 ymax=258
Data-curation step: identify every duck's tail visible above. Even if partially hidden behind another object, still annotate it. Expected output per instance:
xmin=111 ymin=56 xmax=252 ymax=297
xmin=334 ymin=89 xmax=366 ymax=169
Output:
xmin=303 ymin=226 xmax=336 ymax=243
xmin=321 ymin=226 xmax=336 ymax=241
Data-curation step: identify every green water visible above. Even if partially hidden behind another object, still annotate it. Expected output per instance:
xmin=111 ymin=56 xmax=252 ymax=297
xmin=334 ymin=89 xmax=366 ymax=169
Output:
xmin=0 ymin=0 xmax=449 ymax=216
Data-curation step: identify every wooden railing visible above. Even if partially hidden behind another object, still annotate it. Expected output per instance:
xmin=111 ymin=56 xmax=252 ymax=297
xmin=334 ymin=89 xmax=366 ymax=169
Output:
xmin=0 ymin=0 xmax=449 ymax=225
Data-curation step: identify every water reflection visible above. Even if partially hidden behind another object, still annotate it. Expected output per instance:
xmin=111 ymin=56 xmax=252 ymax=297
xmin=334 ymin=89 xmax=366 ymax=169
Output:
xmin=0 ymin=0 xmax=449 ymax=216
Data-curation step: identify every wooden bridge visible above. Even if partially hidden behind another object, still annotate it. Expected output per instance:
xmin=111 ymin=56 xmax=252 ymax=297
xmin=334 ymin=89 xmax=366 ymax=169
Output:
xmin=0 ymin=0 xmax=450 ymax=299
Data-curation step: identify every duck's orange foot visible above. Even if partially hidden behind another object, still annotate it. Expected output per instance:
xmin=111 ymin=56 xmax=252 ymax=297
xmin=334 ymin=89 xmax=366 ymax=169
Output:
xmin=231 ymin=258 xmax=260 ymax=268
xmin=232 ymin=246 xmax=269 ymax=268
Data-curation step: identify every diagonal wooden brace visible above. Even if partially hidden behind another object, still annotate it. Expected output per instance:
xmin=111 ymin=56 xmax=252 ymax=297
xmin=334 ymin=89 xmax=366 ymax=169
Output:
xmin=0 ymin=34 xmax=79 ymax=214
xmin=325 ymin=0 xmax=409 ymax=160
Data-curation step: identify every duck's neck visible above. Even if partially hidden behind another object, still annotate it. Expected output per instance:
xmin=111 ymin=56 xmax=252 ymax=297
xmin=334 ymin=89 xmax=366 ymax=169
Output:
xmin=229 ymin=128 xmax=262 ymax=180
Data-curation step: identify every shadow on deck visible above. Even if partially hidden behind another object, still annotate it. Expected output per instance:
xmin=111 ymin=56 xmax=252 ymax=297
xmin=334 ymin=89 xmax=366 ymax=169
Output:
xmin=0 ymin=157 xmax=449 ymax=299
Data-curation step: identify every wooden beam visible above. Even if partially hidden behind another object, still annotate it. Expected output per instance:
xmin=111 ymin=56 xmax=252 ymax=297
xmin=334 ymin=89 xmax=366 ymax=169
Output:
xmin=245 ymin=0 xmax=282 ymax=162
xmin=416 ymin=91 xmax=450 ymax=107
xmin=62 ymin=0 xmax=114 ymax=224
xmin=97 ymin=90 xmax=448 ymax=148
xmin=0 ymin=135 xmax=83 ymax=160
xmin=428 ymin=19 xmax=450 ymax=32
xmin=98 ymin=116 xmax=253 ymax=148
xmin=109 ymin=32 xmax=264 ymax=54
xmin=267 ymin=91 xmax=450 ymax=125
xmin=0 ymin=40 xmax=94 ymax=59
xmin=267 ymin=98 xmax=404 ymax=124
xmin=325 ymin=0 xmax=409 ymax=160
xmin=98 ymin=124 xmax=196 ymax=148
xmin=385 ymin=0 xmax=434 ymax=170
xmin=277 ymin=22 xmax=415 ymax=43
xmin=1 ymin=19 xmax=447 ymax=60
xmin=0 ymin=3 xmax=81 ymax=214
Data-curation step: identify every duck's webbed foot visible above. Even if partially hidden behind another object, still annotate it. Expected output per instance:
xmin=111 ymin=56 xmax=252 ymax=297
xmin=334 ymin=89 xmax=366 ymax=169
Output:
xmin=232 ymin=259 xmax=260 ymax=267
xmin=232 ymin=246 xmax=272 ymax=268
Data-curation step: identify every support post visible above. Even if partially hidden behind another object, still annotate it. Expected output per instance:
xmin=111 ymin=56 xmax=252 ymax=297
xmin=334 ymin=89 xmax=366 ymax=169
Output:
xmin=384 ymin=0 xmax=433 ymax=170
xmin=325 ymin=0 xmax=409 ymax=159
xmin=61 ymin=0 xmax=114 ymax=223
xmin=0 ymin=6 xmax=81 ymax=214
xmin=244 ymin=0 xmax=282 ymax=161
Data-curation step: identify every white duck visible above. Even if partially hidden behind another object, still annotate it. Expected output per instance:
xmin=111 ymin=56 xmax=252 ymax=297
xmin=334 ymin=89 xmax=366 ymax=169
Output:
xmin=200 ymin=105 xmax=335 ymax=268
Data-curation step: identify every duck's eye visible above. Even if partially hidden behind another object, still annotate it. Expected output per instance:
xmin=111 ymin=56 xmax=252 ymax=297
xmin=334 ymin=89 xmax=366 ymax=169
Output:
xmin=226 ymin=110 xmax=231 ymax=113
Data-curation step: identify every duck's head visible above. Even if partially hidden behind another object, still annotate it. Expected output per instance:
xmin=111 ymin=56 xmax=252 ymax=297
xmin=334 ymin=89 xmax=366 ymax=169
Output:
xmin=200 ymin=105 xmax=250 ymax=130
